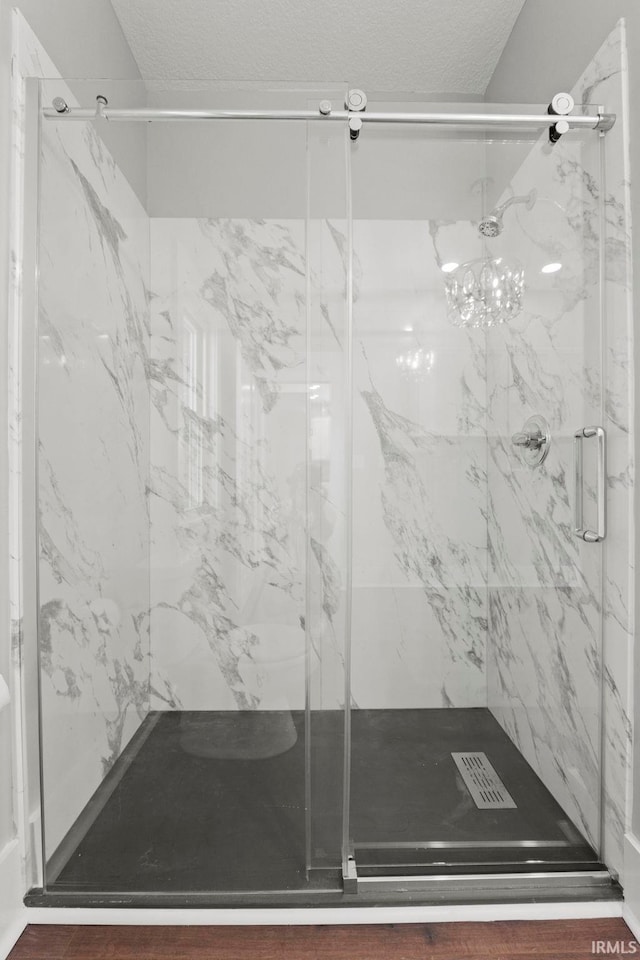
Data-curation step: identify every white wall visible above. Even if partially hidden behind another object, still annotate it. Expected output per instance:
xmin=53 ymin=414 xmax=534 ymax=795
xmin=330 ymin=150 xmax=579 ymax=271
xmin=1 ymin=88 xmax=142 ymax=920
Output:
xmin=0 ymin=4 xmax=23 ymax=952
xmin=12 ymin=0 xmax=147 ymax=204
xmin=0 ymin=1 xmax=14 ymax=857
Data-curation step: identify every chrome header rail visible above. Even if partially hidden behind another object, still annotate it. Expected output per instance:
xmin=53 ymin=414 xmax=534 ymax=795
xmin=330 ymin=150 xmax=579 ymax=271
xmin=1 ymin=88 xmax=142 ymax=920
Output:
xmin=43 ymin=100 xmax=616 ymax=132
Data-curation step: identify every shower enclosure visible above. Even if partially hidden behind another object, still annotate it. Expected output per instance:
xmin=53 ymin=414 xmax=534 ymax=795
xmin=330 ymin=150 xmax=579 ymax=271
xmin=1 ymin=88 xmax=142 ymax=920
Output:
xmin=24 ymin=45 xmax=632 ymax=905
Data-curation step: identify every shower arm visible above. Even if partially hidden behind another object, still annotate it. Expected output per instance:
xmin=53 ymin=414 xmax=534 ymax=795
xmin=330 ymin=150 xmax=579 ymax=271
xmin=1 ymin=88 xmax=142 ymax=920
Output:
xmin=490 ymin=190 xmax=537 ymax=221
xmin=476 ymin=189 xmax=537 ymax=237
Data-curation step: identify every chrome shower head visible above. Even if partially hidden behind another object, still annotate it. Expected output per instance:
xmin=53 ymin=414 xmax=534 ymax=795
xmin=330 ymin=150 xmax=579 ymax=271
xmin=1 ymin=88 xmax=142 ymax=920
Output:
xmin=477 ymin=188 xmax=537 ymax=239
xmin=478 ymin=215 xmax=502 ymax=238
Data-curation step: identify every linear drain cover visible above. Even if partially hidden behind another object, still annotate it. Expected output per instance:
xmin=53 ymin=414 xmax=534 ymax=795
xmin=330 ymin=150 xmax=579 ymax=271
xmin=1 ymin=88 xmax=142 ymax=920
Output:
xmin=452 ymin=752 xmax=517 ymax=810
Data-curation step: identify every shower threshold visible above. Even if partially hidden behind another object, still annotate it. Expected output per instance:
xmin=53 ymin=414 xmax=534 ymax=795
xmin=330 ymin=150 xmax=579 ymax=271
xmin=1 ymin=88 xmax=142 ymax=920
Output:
xmin=27 ymin=708 xmax=621 ymax=908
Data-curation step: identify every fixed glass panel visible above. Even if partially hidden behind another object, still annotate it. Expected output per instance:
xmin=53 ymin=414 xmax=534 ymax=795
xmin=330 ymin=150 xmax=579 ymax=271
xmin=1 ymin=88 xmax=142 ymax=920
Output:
xmin=36 ymin=78 xmax=348 ymax=897
xmin=345 ymin=101 xmax=604 ymax=875
xmin=36 ymin=76 xmax=151 ymax=890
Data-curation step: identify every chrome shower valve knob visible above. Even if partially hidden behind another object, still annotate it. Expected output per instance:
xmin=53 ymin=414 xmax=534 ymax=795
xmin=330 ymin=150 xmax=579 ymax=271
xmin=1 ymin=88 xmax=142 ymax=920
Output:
xmin=511 ymin=415 xmax=551 ymax=466
xmin=512 ymin=431 xmax=544 ymax=450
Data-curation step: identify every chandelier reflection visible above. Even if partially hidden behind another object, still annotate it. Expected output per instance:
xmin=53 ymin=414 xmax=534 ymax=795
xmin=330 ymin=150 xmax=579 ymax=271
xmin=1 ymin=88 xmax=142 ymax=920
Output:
xmin=395 ymin=347 xmax=435 ymax=380
xmin=444 ymin=188 xmax=535 ymax=329
xmin=444 ymin=256 xmax=524 ymax=329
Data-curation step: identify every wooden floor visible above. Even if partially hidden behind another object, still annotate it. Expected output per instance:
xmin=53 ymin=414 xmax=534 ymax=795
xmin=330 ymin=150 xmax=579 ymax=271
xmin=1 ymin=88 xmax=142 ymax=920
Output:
xmin=7 ymin=919 xmax=634 ymax=959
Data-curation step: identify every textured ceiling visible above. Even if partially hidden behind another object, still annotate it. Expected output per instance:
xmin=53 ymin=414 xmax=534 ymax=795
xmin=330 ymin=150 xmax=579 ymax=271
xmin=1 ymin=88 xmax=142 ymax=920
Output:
xmin=110 ymin=0 xmax=527 ymax=94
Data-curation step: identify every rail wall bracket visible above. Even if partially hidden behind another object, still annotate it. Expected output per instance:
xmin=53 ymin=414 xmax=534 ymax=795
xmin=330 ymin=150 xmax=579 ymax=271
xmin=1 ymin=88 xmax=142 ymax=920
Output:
xmin=548 ymin=91 xmax=574 ymax=144
xmin=346 ymin=88 xmax=367 ymax=141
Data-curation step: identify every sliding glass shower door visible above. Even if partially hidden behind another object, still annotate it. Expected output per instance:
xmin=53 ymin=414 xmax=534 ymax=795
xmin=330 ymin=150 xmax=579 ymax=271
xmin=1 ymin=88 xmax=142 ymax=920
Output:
xmin=342 ymin=102 xmax=607 ymax=884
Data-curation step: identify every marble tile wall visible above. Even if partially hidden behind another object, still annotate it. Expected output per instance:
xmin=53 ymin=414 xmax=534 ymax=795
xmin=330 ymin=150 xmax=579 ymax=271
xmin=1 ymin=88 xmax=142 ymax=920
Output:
xmin=306 ymin=214 xmax=351 ymax=712
xmin=23 ymin=37 xmax=152 ymax=855
xmin=485 ymin=23 xmax=633 ymax=878
xmin=350 ymin=220 xmax=488 ymax=708
xmin=148 ymin=219 xmax=309 ymax=712
xmin=148 ymin=217 xmax=490 ymax=712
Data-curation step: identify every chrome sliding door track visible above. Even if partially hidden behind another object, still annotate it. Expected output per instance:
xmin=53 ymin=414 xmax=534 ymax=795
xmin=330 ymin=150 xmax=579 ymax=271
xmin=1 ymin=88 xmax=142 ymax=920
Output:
xmin=342 ymin=861 xmax=616 ymax=899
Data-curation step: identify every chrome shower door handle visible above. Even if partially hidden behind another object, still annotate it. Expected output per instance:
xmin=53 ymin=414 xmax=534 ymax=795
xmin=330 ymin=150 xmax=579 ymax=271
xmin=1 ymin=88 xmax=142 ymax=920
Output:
xmin=574 ymin=426 xmax=606 ymax=542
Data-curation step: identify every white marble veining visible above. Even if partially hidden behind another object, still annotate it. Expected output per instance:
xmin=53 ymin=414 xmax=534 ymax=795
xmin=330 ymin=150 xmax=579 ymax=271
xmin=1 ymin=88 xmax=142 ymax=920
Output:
xmin=149 ymin=217 xmax=491 ymax=712
xmin=13 ymin=17 xmax=152 ymax=855
xmin=149 ymin=219 xmax=308 ymax=711
xmin=306 ymin=216 xmax=351 ymax=710
xmin=350 ymin=219 xmax=488 ymax=707
xmin=486 ymin=22 xmax=633 ymax=877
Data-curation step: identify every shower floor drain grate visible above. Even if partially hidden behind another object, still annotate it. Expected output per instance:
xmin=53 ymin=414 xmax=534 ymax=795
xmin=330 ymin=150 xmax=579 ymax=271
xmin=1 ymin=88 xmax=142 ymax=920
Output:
xmin=452 ymin=752 xmax=517 ymax=809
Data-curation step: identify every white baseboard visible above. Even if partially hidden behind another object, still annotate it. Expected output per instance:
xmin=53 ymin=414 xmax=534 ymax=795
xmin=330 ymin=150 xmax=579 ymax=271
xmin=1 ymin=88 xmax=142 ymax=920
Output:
xmin=624 ymin=833 xmax=640 ymax=939
xmin=0 ymin=839 xmax=27 ymax=960
xmin=0 ymin=915 xmax=26 ymax=960
xmin=624 ymin=904 xmax=640 ymax=942
xmin=24 ymin=901 xmax=622 ymax=926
